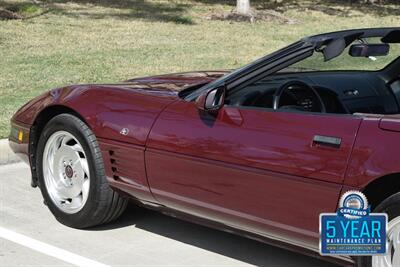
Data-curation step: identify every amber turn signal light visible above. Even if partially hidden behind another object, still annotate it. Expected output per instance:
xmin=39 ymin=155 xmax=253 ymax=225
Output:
xmin=18 ymin=130 xmax=23 ymax=142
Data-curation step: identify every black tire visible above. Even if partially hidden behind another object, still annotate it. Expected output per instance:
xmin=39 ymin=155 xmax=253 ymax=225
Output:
xmin=357 ymin=192 xmax=400 ymax=267
xmin=36 ymin=113 xmax=127 ymax=228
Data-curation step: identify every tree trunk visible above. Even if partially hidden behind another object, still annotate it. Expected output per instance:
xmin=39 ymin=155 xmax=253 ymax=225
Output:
xmin=236 ymin=0 xmax=250 ymax=15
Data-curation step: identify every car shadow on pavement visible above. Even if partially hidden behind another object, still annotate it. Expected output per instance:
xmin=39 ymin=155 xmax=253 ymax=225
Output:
xmin=89 ymin=204 xmax=340 ymax=267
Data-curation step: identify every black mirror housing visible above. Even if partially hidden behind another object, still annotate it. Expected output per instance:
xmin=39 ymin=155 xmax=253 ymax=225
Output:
xmin=195 ymin=86 xmax=226 ymax=112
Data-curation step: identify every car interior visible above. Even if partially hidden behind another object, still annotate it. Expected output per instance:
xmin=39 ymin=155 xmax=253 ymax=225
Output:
xmin=226 ymin=59 xmax=400 ymax=115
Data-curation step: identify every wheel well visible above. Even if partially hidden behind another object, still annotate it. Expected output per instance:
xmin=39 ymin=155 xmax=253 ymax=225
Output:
xmin=362 ymin=173 xmax=400 ymax=210
xmin=29 ymin=105 xmax=89 ymax=186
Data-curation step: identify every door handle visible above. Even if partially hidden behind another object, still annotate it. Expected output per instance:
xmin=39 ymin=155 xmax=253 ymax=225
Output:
xmin=313 ymin=135 xmax=342 ymax=148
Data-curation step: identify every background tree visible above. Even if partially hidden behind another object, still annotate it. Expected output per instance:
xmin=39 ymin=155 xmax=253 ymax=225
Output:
xmin=236 ymin=0 xmax=251 ymax=15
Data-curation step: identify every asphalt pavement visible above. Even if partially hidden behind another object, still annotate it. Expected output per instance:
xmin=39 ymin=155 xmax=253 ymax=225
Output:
xmin=0 ymin=162 xmax=340 ymax=267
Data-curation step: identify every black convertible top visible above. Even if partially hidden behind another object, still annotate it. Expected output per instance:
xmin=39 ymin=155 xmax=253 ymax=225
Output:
xmin=304 ymin=27 xmax=400 ymax=46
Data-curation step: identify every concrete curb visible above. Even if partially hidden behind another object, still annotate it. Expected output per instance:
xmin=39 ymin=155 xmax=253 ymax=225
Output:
xmin=0 ymin=139 xmax=21 ymax=165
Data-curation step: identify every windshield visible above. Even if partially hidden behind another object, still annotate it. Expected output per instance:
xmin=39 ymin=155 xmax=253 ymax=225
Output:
xmin=281 ymin=37 xmax=400 ymax=73
xmin=184 ymin=41 xmax=309 ymax=100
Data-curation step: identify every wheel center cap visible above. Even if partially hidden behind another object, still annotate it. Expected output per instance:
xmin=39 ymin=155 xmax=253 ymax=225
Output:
xmin=65 ymin=165 xmax=74 ymax=178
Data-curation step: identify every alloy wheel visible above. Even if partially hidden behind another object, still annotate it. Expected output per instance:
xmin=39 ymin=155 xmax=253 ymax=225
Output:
xmin=42 ymin=131 xmax=90 ymax=214
xmin=372 ymin=216 xmax=400 ymax=267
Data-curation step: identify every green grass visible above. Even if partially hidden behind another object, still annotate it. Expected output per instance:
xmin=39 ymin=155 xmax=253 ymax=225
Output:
xmin=0 ymin=0 xmax=399 ymax=138
xmin=9 ymin=2 xmax=42 ymax=14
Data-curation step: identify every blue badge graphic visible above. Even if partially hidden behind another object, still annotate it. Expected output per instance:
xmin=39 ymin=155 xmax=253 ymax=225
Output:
xmin=320 ymin=191 xmax=387 ymax=255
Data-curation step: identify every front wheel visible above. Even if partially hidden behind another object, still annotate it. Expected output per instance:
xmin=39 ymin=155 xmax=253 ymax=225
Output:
xmin=36 ymin=113 xmax=127 ymax=228
xmin=358 ymin=192 xmax=400 ymax=267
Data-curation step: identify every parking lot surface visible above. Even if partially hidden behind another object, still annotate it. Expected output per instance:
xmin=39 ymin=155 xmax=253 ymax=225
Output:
xmin=0 ymin=163 xmax=339 ymax=267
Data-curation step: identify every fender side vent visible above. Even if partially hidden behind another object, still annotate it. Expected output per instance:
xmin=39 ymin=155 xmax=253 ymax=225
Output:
xmin=109 ymin=150 xmax=120 ymax=180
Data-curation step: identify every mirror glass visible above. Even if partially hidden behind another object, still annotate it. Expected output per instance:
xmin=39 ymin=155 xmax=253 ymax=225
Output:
xmin=349 ymin=43 xmax=390 ymax=57
xmin=204 ymin=87 xmax=225 ymax=110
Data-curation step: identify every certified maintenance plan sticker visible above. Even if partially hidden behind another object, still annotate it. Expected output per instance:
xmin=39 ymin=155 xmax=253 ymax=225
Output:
xmin=320 ymin=191 xmax=388 ymax=255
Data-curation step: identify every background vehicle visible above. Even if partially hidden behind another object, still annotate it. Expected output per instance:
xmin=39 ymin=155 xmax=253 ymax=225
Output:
xmin=9 ymin=28 xmax=400 ymax=267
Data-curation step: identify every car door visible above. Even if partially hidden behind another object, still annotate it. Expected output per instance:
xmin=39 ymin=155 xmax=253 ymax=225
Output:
xmin=145 ymin=99 xmax=361 ymax=250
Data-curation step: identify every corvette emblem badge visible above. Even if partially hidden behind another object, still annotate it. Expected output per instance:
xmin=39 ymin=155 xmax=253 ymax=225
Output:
xmin=120 ymin=128 xmax=129 ymax=136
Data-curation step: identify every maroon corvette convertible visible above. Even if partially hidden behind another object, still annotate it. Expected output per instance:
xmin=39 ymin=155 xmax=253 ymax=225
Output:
xmin=9 ymin=28 xmax=400 ymax=266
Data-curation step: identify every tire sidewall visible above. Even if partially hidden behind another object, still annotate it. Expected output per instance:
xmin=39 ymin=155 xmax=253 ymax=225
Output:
xmin=358 ymin=193 xmax=400 ymax=267
xmin=36 ymin=114 xmax=103 ymax=228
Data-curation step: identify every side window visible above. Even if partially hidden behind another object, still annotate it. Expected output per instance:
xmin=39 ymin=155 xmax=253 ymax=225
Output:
xmin=226 ymin=81 xmax=276 ymax=109
xmin=226 ymin=77 xmax=331 ymax=114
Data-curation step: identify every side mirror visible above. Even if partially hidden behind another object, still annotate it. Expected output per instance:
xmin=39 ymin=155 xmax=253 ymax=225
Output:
xmin=195 ymin=86 xmax=226 ymax=112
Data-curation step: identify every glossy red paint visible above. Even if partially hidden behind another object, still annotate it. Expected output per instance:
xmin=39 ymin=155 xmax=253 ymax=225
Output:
xmin=8 ymin=69 xmax=400 ymax=266
xmin=9 ymin=121 xmax=30 ymax=164
xmin=98 ymin=138 xmax=154 ymax=202
xmin=379 ymin=116 xmax=400 ymax=132
xmin=147 ymin=101 xmax=362 ymax=183
xmin=12 ymin=70 xmax=228 ymax=129
xmin=346 ymin=115 xmax=400 ymax=188
xmin=145 ymin=99 xmax=362 ymax=252
xmin=10 ymin=71 xmax=227 ymax=203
